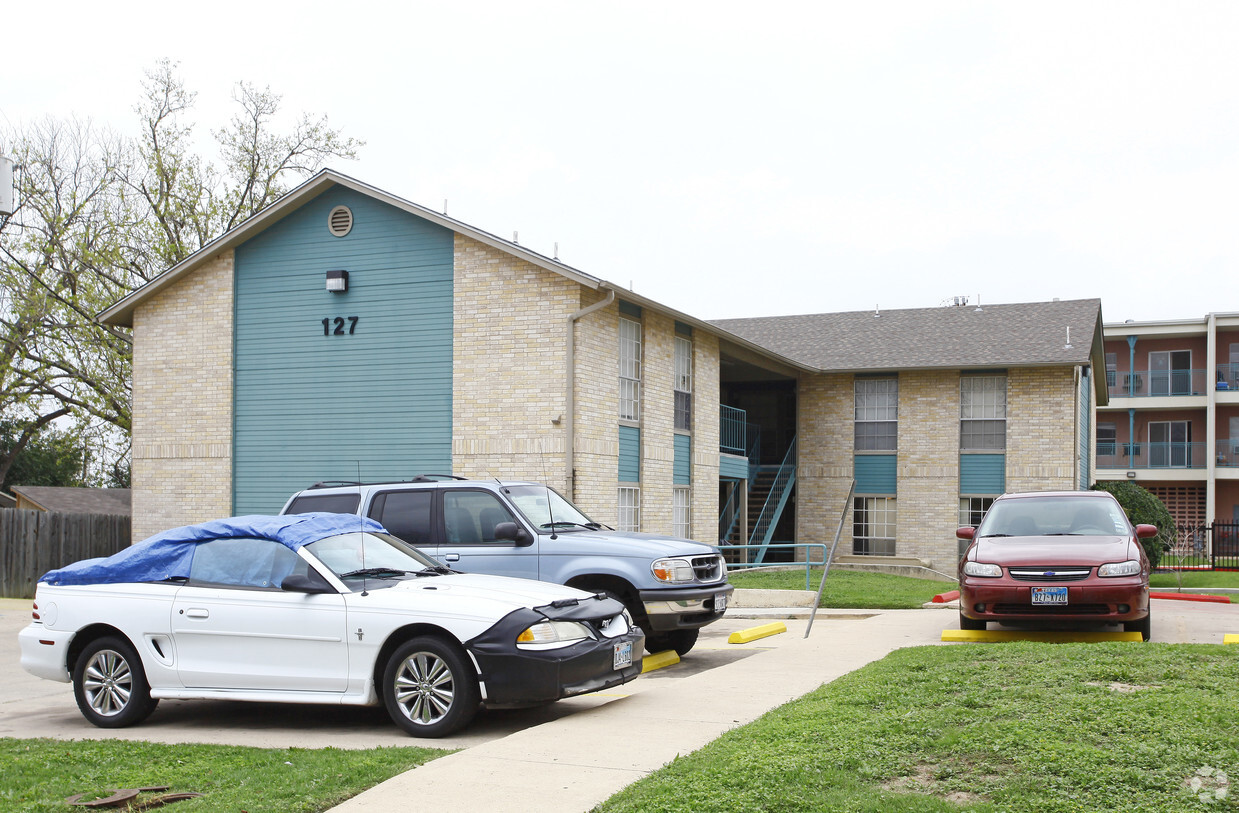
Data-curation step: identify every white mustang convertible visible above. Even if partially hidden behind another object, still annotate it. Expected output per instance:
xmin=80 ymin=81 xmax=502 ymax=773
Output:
xmin=19 ymin=514 xmax=644 ymax=737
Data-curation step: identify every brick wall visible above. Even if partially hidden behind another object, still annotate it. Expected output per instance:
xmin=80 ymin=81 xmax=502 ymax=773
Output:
xmin=1006 ymin=366 xmax=1079 ymax=492
xmin=130 ymin=252 xmax=235 ymax=541
xmin=692 ymin=332 xmax=721 ymax=542
xmin=796 ymin=373 xmax=855 ymax=552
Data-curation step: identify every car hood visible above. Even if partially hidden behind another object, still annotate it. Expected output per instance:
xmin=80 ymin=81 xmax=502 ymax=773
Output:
xmin=541 ymin=530 xmax=719 ymax=558
xmin=973 ymin=535 xmax=1135 ymax=565
xmin=362 ymin=572 xmax=618 ymax=620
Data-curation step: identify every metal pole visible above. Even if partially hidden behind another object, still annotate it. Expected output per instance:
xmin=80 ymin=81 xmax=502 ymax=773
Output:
xmin=804 ymin=479 xmax=855 ymax=638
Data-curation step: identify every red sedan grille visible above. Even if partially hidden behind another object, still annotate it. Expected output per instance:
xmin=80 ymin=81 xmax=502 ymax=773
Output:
xmin=991 ymin=603 xmax=1111 ymax=615
xmin=1008 ymin=567 xmax=1092 ymax=582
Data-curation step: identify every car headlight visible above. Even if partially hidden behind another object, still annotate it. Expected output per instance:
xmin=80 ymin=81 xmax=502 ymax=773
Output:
xmin=652 ymin=557 xmax=695 ymax=583
xmin=963 ymin=561 xmax=1002 ymax=578
xmin=516 ymin=620 xmax=594 ymax=649
xmin=1098 ymin=560 xmax=1142 ymax=577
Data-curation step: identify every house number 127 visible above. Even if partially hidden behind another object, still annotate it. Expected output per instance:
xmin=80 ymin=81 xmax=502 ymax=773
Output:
xmin=323 ymin=316 xmax=359 ymax=335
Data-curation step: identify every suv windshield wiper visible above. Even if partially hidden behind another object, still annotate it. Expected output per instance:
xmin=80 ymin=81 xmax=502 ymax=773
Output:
xmin=339 ymin=567 xmax=414 ymax=579
xmin=540 ymin=521 xmax=602 ymax=530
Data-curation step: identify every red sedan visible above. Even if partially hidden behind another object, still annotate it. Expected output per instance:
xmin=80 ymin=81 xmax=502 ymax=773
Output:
xmin=957 ymin=491 xmax=1158 ymax=640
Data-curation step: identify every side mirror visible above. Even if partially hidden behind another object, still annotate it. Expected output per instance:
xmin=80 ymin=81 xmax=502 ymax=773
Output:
xmin=282 ymin=569 xmax=336 ymax=594
xmin=494 ymin=521 xmax=532 ymax=545
xmin=1134 ymin=524 xmax=1159 ymax=540
xmin=955 ymin=526 xmax=976 ymax=541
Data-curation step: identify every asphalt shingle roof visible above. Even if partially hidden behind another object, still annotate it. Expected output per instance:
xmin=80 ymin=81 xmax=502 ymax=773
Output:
xmin=10 ymin=487 xmax=131 ymax=516
xmin=711 ymin=298 xmax=1102 ymax=372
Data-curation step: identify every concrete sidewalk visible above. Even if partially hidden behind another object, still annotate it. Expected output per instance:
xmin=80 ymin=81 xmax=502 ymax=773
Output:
xmin=327 ymin=607 xmax=953 ymax=813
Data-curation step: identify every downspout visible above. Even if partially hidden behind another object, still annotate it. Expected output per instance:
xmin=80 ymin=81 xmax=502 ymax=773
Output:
xmin=565 ymin=287 xmax=615 ymax=501
xmin=1127 ymin=335 xmax=1138 ymax=468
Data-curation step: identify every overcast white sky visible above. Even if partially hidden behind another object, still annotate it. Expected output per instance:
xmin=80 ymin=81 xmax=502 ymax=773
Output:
xmin=4 ymin=1 xmax=1237 ymax=324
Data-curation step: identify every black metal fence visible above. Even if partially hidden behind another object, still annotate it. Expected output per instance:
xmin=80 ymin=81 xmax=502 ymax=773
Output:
xmin=1161 ymin=522 xmax=1239 ymax=571
xmin=0 ymin=509 xmax=131 ymax=599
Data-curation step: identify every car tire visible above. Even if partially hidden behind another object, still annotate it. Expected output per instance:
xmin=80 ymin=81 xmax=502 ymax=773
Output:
xmin=382 ymin=636 xmax=480 ymax=738
xmin=1124 ymin=612 xmax=1152 ymax=642
xmin=645 ymin=628 xmax=699 ymax=656
xmin=959 ymin=612 xmax=987 ymax=631
xmin=72 ymin=636 xmax=159 ymax=728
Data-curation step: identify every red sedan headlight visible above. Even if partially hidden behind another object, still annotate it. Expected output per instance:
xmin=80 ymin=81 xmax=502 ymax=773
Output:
xmin=1098 ymin=560 xmax=1142 ymax=577
xmin=963 ymin=562 xmax=1002 ymax=577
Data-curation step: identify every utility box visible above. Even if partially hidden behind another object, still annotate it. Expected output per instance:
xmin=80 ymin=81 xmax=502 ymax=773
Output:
xmin=0 ymin=155 xmax=14 ymax=217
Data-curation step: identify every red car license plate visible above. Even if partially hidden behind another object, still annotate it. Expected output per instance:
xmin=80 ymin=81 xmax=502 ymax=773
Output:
xmin=1032 ymin=587 xmax=1068 ymax=605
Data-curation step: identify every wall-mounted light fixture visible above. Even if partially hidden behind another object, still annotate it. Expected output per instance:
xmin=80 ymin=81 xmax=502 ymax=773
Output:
xmin=1126 ymin=471 xmax=1137 ymax=479
xmin=326 ymin=270 xmax=348 ymax=293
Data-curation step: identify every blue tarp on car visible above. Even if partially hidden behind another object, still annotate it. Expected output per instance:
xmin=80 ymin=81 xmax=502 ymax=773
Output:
xmin=41 ymin=513 xmax=386 ymax=587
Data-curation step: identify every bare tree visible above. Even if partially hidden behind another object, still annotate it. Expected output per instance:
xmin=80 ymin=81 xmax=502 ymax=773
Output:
xmin=0 ymin=60 xmax=362 ymax=485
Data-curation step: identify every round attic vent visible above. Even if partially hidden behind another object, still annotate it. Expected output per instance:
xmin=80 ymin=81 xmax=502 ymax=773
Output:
xmin=327 ymin=205 xmax=353 ymax=237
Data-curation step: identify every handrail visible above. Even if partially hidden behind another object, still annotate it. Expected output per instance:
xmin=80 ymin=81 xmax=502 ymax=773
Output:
xmin=749 ymin=437 xmax=797 ymax=563
xmin=805 ymin=479 xmax=854 ymax=638
xmin=724 ymin=543 xmax=830 ymax=590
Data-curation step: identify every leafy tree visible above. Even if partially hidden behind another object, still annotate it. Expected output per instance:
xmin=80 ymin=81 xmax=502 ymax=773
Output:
xmin=0 ymin=420 xmax=85 ymax=494
xmin=0 ymin=59 xmax=362 ymax=483
xmin=1090 ymin=481 xmax=1174 ymax=569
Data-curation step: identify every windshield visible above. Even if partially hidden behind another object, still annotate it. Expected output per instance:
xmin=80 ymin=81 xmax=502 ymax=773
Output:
xmin=503 ymin=485 xmax=599 ymax=530
xmin=975 ymin=497 xmax=1131 ymax=538
xmin=306 ymin=532 xmax=441 ymax=590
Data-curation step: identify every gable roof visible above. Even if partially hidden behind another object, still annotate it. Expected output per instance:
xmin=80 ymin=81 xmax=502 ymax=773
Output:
xmin=11 ymin=486 xmax=132 ymax=515
xmin=712 ymin=299 xmax=1107 ymax=397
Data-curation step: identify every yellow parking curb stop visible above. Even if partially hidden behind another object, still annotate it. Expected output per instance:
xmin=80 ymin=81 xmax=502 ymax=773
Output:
xmin=943 ymin=629 xmax=1143 ymax=643
xmin=728 ymin=622 xmax=787 ymax=644
xmin=641 ymin=650 xmax=680 ymax=673
xmin=1224 ymin=634 xmax=1239 ymax=645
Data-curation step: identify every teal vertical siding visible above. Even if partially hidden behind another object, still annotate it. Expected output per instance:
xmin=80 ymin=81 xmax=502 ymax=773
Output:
xmin=719 ymin=454 xmax=749 ymax=480
xmin=233 ymin=187 xmax=454 ymax=513
xmin=674 ymin=434 xmax=691 ymax=485
xmin=854 ymin=455 xmax=897 ymax=494
xmin=619 ymin=426 xmax=641 ymax=482
xmin=960 ymin=454 xmax=1005 ymax=494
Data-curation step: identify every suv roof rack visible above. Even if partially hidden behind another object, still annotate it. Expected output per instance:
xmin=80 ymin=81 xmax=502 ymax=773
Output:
xmin=306 ymin=474 xmax=469 ymax=490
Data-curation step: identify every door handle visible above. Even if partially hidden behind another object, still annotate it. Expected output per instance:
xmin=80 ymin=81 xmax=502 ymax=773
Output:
xmin=183 ymin=608 xmax=209 ymax=618
xmin=443 ymin=553 xmax=460 ymax=562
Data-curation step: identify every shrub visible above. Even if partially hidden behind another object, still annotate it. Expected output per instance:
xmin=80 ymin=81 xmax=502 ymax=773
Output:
xmin=1090 ymin=481 xmax=1174 ymax=569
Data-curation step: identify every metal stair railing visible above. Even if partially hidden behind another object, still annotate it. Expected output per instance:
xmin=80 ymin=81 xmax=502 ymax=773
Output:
xmin=749 ymin=436 xmax=797 ymax=564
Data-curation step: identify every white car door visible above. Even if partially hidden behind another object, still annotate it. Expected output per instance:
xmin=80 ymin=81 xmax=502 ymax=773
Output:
xmin=171 ymin=538 xmax=348 ymax=692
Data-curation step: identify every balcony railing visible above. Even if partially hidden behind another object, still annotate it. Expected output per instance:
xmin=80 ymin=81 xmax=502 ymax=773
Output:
xmin=720 ymin=405 xmax=747 ymax=455
xmin=1217 ymin=440 xmax=1239 ymax=467
xmin=1106 ymin=368 xmax=1207 ymax=398
xmin=1217 ymin=364 xmax=1239 ymax=392
xmin=1096 ymin=441 xmax=1207 ymax=469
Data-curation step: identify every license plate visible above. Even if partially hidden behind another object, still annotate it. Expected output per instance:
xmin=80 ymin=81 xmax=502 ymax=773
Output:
xmin=1032 ymin=586 xmax=1068 ymax=605
xmin=613 ymin=641 xmax=633 ymax=670
xmin=716 ymin=593 xmax=728 ymax=612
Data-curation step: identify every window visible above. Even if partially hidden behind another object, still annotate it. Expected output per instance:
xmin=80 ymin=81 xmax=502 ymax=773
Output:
xmin=188 ymin=537 xmax=301 ymax=589
xmin=673 ymin=486 xmax=691 ymax=538
xmin=618 ymin=487 xmax=640 ymax=532
xmin=960 ymin=374 xmax=1006 ymax=450
xmin=619 ymin=317 xmax=642 ymax=421
xmin=1149 ymin=420 xmax=1191 ymax=468
xmin=442 ymin=490 xmax=518 ymax=545
xmin=674 ymin=336 xmax=692 ymax=431
xmin=959 ymin=496 xmax=995 ymax=527
xmin=853 ymin=497 xmax=896 ymax=555
xmin=369 ymin=490 xmax=433 ymax=545
xmin=855 ymin=378 xmax=897 ymax=451
xmin=1149 ymin=350 xmax=1192 ymax=395
xmin=1096 ymin=422 xmax=1117 ymax=458
xmin=1105 ymin=352 xmax=1117 ymax=388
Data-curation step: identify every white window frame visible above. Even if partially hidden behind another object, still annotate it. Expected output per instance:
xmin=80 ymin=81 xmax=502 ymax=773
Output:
xmin=618 ymin=486 xmax=641 ymax=532
xmin=672 ymin=486 xmax=691 ymax=539
xmin=958 ymin=496 xmax=995 ymax=527
xmin=854 ymin=378 xmax=898 ymax=451
xmin=674 ymin=336 xmax=692 ymax=432
xmin=853 ymin=496 xmax=896 ymax=556
xmin=960 ymin=374 xmax=1006 ymax=451
xmin=619 ymin=317 xmax=642 ymax=421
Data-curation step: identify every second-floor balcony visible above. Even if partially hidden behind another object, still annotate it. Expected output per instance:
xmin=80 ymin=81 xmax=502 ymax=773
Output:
xmin=1096 ymin=441 xmax=1208 ymax=469
xmin=1106 ymin=368 xmax=1208 ymax=398
xmin=1218 ymin=440 xmax=1239 ymax=467
xmin=1218 ymin=364 xmax=1239 ymax=392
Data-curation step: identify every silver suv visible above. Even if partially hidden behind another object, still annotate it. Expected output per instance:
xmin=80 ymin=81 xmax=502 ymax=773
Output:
xmin=281 ymin=475 xmax=732 ymax=655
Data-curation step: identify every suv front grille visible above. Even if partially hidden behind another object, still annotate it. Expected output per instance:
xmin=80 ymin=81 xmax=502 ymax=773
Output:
xmin=692 ymin=555 xmax=724 ymax=582
xmin=1008 ymin=567 xmax=1092 ymax=582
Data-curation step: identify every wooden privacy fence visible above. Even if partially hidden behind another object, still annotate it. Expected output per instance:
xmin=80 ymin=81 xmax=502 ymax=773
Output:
xmin=0 ymin=510 xmax=131 ymax=599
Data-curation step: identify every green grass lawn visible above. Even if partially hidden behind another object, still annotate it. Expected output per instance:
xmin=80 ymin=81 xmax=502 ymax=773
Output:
xmin=597 ymin=642 xmax=1239 ymax=813
xmin=1152 ymin=570 xmax=1239 ymax=590
xmin=0 ymin=739 xmax=444 ymax=813
xmin=728 ymin=567 xmax=951 ymax=609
